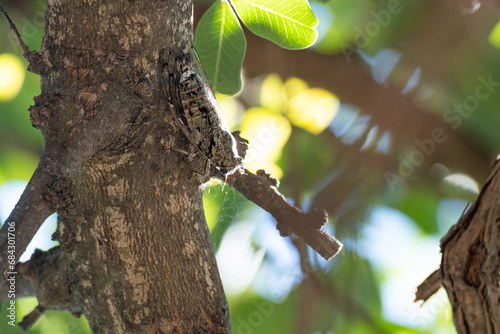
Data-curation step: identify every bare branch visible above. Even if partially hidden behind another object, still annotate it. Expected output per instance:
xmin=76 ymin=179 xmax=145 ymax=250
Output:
xmin=0 ymin=3 xmax=30 ymax=55
xmin=215 ymin=133 xmax=342 ymax=259
xmin=0 ymin=3 xmax=43 ymax=73
xmin=0 ymin=159 xmax=62 ymax=280
xmin=414 ymin=269 xmax=442 ymax=302
xmin=223 ymin=168 xmax=342 ymax=260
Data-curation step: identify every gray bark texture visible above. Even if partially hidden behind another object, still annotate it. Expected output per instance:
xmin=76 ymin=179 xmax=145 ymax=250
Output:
xmin=3 ymin=0 xmax=231 ymax=332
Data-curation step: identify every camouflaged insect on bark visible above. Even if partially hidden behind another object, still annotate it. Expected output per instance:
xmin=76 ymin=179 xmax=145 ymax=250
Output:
xmin=160 ymin=49 xmax=243 ymax=175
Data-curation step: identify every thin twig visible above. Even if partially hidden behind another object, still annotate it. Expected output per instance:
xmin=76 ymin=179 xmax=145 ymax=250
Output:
xmin=0 ymin=3 xmax=31 ymax=55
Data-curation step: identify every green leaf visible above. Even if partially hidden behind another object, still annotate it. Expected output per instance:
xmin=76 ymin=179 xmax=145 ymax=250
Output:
xmin=195 ymin=0 xmax=246 ymax=95
xmin=203 ymin=182 xmax=248 ymax=250
xmin=229 ymin=0 xmax=318 ymax=49
xmin=229 ymin=290 xmax=296 ymax=334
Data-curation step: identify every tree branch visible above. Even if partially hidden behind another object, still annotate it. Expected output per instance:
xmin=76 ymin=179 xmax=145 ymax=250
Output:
xmin=415 ymin=158 xmax=500 ymax=333
xmin=0 ymin=3 xmax=43 ymax=73
xmin=0 ymin=157 xmax=63 ymax=281
xmin=222 ymin=167 xmax=343 ymax=260
xmin=0 ymin=3 xmax=30 ymax=55
xmin=212 ymin=132 xmax=343 ymax=260
xmin=414 ymin=269 xmax=442 ymax=302
xmin=1 ymin=246 xmax=81 ymax=330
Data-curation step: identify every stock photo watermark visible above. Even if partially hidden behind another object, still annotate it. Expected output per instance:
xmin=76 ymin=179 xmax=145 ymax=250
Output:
xmin=385 ymin=74 xmax=500 ymax=190
xmin=5 ymin=221 xmax=17 ymax=327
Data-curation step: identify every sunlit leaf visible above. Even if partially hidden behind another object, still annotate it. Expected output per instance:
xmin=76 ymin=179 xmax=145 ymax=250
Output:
xmin=0 ymin=53 xmax=25 ymax=101
xmin=230 ymin=0 xmax=318 ymax=49
xmin=283 ymin=77 xmax=309 ymax=99
xmin=260 ymin=74 xmax=284 ymax=113
xmin=204 ymin=182 xmax=248 ymax=249
xmin=239 ymin=107 xmax=292 ymax=178
xmin=195 ymin=0 xmax=246 ymax=95
xmin=488 ymin=21 xmax=500 ymax=49
xmin=203 ymin=180 xmax=221 ymax=232
xmin=287 ymin=88 xmax=339 ymax=134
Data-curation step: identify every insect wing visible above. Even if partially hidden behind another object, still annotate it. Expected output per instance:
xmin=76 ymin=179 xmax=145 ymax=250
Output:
xmin=179 ymin=71 xmax=213 ymax=156
xmin=189 ymin=47 xmax=233 ymax=134
xmin=160 ymin=48 xmax=243 ymax=175
xmin=160 ymin=51 xmax=205 ymax=155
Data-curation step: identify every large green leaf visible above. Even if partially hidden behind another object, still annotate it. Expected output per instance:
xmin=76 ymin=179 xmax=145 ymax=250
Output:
xmin=195 ymin=0 xmax=246 ymax=95
xmin=229 ymin=0 xmax=318 ymax=49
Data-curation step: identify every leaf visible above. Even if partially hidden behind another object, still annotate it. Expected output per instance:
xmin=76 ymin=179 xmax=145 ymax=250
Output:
xmin=203 ymin=182 xmax=248 ymax=250
xmin=195 ymin=1 xmax=246 ymax=95
xmin=229 ymin=0 xmax=318 ymax=49
xmin=239 ymin=107 xmax=292 ymax=178
xmin=260 ymin=74 xmax=285 ymax=113
xmin=0 ymin=53 xmax=25 ymax=101
xmin=286 ymin=87 xmax=339 ymax=134
xmin=488 ymin=21 xmax=500 ymax=49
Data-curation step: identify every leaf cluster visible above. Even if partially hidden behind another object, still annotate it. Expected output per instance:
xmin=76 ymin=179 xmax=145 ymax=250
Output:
xmin=195 ymin=0 xmax=318 ymax=94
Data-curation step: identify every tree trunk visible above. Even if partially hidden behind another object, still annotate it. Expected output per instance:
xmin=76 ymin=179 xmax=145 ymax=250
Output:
xmin=1 ymin=1 xmax=342 ymax=331
xmin=439 ymin=160 xmax=500 ymax=334
xmin=11 ymin=0 xmax=231 ymax=332
xmin=417 ymin=160 xmax=500 ymax=334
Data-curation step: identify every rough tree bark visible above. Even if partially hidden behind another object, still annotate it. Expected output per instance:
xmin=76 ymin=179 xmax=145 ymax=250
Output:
xmin=4 ymin=0 xmax=231 ymax=332
xmin=416 ymin=158 xmax=500 ymax=334
xmin=0 ymin=1 xmax=341 ymax=333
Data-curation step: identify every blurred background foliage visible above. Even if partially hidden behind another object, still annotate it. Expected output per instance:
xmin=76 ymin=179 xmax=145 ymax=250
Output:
xmin=1 ymin=0 xmax=500 ymax=333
